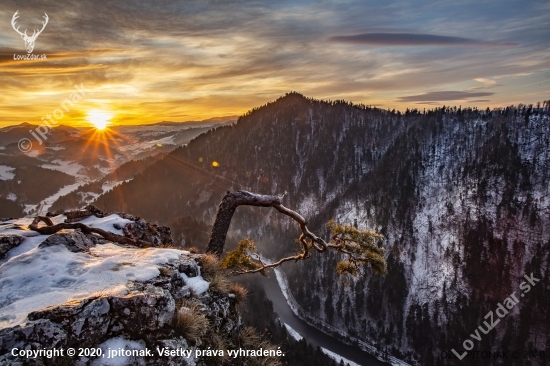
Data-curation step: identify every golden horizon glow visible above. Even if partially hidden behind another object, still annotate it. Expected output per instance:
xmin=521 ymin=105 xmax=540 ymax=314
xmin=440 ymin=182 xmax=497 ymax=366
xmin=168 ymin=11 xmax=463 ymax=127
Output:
xmin=0 ymin=2 xmax=546 ymax=129
xmin=86 ymin=109 xmax=113 ymax=130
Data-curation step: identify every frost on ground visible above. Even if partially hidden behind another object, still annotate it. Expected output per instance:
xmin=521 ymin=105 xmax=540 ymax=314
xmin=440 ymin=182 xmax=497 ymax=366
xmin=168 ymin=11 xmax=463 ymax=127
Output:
xmin=0 ymin=208 xmax=241 ymax=365
xmin=0 ymin=237 xmax=185 ymax=327
xmin=0 ymin=213 xmax=190 ymax=327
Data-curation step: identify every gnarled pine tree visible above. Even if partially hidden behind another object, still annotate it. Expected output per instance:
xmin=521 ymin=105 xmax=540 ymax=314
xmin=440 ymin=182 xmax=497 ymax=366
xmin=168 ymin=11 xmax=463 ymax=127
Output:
xmin=206 ymin=190 xmax=387 ymax=277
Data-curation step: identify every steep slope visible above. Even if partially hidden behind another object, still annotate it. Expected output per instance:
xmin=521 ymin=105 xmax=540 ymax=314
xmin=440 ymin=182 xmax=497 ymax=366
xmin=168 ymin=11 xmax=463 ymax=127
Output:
xmin=287 ymin=106 xmax=550 ymax=365
xmin=0 ymin=163 xmax=75 ymax=209
xmin=49 ymin=153 xmax=166 ymax=213
xmin=91 ymin=94 xmax=550 ymax=365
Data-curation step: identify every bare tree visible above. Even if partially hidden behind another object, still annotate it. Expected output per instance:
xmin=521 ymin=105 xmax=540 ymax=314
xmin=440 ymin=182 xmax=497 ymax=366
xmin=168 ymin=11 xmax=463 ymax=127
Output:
xmin=28 ymin=216 xmax=153 ymax=247
xmin=206 ymin=190 xmax=387 ymax=277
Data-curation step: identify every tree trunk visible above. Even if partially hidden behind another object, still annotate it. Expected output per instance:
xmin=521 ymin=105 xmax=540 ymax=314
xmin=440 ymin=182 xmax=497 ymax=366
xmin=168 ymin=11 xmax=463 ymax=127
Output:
xmin=28 ymin=216 xmax=153 ymax=247
xmin=206 ymin=191 xmax=282 ymax=257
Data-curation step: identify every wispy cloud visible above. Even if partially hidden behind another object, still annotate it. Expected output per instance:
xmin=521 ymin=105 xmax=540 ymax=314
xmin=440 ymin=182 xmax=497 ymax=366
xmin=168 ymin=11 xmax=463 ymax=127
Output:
xmin=398 ymin=91 xmax=494 ymax=102
xmin=0 ymin=0 xmax=546 ymax=127
xmin=328 ymin=33 xmax=517 ymax=47
xmin=474 ymin=78 xmax=497 ymax=85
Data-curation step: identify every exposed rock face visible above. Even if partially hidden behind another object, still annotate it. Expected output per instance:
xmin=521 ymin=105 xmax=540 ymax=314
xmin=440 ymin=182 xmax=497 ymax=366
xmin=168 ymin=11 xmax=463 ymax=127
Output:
xmin=120 ymin=218 xmax=173 ymax=247
xmin=64 ymin=211 xmax=90 ymax=223
xmin=39 ymin=230 xmax=105 ymax=253
xmin=178 ymin=260 xmax=200 ymax=278
xmin=1 ymin=205 xmax=174 ymax=263
xmin=64 ymin=205 xmax=105 ymax=223
xmin=0 ymin=216 xmax=242 ymax=366
xmin=0 ymin=234 xmax=24 ymax=259
xmin=64 ymin=205 xmax=174 ymax=247
xmin=0 ymin=253 xmax=241 ymax=365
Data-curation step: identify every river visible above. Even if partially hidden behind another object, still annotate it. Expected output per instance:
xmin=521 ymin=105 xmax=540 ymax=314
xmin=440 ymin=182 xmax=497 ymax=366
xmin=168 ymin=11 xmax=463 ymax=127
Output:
xmin=260 ymin=274 xmax=390 ymax=366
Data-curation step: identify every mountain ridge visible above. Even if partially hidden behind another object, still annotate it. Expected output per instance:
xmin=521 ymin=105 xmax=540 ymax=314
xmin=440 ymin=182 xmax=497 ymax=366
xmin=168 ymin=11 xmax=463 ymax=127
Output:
xmin=76 ymin=93 xmax=550 ymax=364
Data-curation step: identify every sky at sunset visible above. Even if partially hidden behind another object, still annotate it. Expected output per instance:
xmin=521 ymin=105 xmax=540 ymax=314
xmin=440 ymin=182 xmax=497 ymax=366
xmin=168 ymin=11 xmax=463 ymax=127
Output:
xmin=0 ymin=0 xmax=548 ymax=128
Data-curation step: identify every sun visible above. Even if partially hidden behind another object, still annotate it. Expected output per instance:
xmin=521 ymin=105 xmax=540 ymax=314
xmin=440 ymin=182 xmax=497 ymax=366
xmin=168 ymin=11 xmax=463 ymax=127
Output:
xmin=86 ymin=109 xmax=113 ymax=130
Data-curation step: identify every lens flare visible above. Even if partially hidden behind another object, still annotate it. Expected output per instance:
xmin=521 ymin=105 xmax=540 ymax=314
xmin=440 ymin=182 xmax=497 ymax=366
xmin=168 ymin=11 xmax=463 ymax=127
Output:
xmin=87 ymin=109 xmax=112 ymax=130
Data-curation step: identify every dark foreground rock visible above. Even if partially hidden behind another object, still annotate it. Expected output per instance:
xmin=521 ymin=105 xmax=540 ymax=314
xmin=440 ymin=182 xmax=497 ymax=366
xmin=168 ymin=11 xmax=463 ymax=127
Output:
xmin=0 ymin=229 xmax=244 ymax=366
xmin=0 ymin=234 xmax=24 ymax=259
xmin=0 ymin=256 xmax=242 ymax=365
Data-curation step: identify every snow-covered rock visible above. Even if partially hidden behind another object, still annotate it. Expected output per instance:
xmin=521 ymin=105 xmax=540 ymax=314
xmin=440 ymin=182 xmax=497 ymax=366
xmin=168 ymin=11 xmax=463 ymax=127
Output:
xmin=0 ymin=209 xmax=243 ymax=366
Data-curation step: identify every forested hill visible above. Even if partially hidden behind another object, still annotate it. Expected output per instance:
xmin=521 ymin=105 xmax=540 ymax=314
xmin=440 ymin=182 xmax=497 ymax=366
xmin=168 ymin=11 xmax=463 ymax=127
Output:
xmin=94 ymin=92 xmax=415 ymax=221
xmin=91 ymin=93 xmax=550 ymax=365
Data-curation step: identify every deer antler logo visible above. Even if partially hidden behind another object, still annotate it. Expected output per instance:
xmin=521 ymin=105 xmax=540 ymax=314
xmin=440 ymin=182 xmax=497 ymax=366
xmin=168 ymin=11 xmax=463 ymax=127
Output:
xmin=11 ymin=11 xmax=49 ymax=54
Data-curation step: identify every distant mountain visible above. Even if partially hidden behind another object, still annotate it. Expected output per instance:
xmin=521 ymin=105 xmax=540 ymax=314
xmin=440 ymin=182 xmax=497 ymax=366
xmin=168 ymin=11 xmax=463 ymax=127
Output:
xmin=151 ymin=116 xmax=238 ymax=126
xmin=89 ymin=93 xmax=550 ymax=365
xmin=0 ymin=122 xmax=36 ymax=132
xmin=0 ymin=119 xmax=224 ymax=216
xmin=54 ymin=124 xmax=81 ymax=132
xmin=0 ymin=123 xmax=84 ymax=148
xmin=0 ymin=164 xmax=75 ymax=211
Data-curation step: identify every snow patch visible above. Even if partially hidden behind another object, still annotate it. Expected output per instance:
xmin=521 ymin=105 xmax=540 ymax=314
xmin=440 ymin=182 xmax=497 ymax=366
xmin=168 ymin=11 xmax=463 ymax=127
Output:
xmin=0 ymin=234 xmax=49 ymax=265
xmin=46 ymin=146 xmax=65 ymax=151
xmin=0 ymin=236 xmax=186 ymax=327
xmin=284 ymin=323 xmax=303 ymax=341
xmin=41 ymin=161 xmax=84 ymax=177
xmin=78 ymin=214 xmax=133 ymax=235
xmin=180 ymin=273 xmax=209 ymax=295
xmin=273 ymin=267 xmax=301 ymax=316
xmin=0 ymin=165 xmax=15 ymax=180
xmin=320 ymin=347 xmax=360 ymax=366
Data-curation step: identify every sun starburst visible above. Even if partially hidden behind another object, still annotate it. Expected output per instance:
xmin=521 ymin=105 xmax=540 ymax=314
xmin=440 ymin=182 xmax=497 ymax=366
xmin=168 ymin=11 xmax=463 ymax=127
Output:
xmin=86 ymin=109 xmax=113 ymax=130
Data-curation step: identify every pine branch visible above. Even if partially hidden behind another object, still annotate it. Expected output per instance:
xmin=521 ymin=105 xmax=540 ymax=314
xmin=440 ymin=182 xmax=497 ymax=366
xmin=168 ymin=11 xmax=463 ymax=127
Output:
xmin=208 ymin=190 xmax=387 ymax=277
